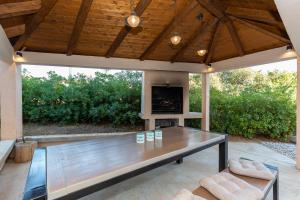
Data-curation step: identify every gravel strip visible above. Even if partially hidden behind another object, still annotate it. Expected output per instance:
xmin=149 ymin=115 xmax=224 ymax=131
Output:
xmin=260 ymin=141 xmax=296 ymax=160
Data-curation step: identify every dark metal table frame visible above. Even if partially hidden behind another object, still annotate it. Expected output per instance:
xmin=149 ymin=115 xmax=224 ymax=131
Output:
xmin=23 ymin=134 xmax=228 ymax=200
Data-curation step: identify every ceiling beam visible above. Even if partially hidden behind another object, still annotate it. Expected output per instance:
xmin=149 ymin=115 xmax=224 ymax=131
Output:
xmin=0 ymin=0 xmax=41 ymax=19
xmin=226 ymin=13 xmax=285 ymax=30
xmin=67 ymin=0 xmax=93 ymax=56
xmin=230 ymin=16 xmax=290 ymax=44
xmin=224 ymin=18 xmax=244 ymax=56
xmin=105 ymin=0 xmax=152 ymax=58
xmin=140 ymin=1 xmax=198 ymax=61
xmin=171 ymin=18 xmax=219 ymax=62
xmin=197 ymin=0 xmax=245 ymax=56
xmin=13 ymin=0 xmax=58 ymax=51
xmin=0 ymin=16 xmax=27 ymax=29
xmin=197 ymin=0 xmax=225 ymax=19
xmin=4 ymin=24 xmax=25 ymax=38
xmin=223 ymin=1 xmax=278 ymax=12
xmin=205 ymin=21 xmax=222 ymax=64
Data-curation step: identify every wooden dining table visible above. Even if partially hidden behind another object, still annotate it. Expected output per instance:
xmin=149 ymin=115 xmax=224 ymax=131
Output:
xmin=23 ymin=126 xmax=228 ymax=200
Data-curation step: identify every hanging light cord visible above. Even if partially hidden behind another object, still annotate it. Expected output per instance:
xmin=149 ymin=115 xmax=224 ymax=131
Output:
xmin=130 ymin=0 xmax=134 ymax=12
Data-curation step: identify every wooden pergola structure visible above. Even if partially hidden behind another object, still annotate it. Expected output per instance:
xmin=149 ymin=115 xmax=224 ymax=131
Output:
xmin=0 ymin=0 xmax=293 ymax=63
xmin=0 ymin=0 xmax=300 ymax=169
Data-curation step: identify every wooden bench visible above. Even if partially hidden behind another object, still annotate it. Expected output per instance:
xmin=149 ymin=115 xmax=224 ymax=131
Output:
xmin=23 ymin=148 xmax=47 ymax=200
xmin=193 ymin=164 xmax=279 ymax=200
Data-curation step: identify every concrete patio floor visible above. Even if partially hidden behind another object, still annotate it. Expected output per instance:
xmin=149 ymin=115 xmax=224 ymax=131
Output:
xmin=0 ymin=137 xmax=299 ymax=200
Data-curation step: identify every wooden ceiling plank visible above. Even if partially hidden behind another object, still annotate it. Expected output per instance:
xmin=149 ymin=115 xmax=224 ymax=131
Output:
xmin=67 ymin=0 xmax=94 ymax=56
xmin=0 ymin=16 xmax=27 ymax=29
xmin=269 ymin=10 xmax=282 ymax=21
xmin=222 ymin=1 xmax=277 ymax=11
xmin=197 ymin=0 xmax=224 ymax=19
xmin=13 ymin=0 xmax=58 ymax=51
xmin=230 ymin=16 xmax=290 ymax=44
xmin=140 ymin=0 xmax=198 ymax=61
xmin=205 ymin=21 xmax=222 ymax=64
xmin=4 ymin=24 xmax=25 ymax=38
xmin=197 ymin=0 xmax=244 ymax=56
xmin=105 ymin=0 xmax=152 ymax=58
xmin=171 ymin=18 xmax=219 ymax=62
xmin=224 ymin=18 xmax=244 ymax=56
xmin=226 ymin=12 xmax=285 ymax=30
xmin=0 ymin=0 xmax=41 ymax=19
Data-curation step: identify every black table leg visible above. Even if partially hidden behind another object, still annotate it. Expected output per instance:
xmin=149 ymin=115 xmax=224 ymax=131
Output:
xmin=176 ymin=157 xmax=183 ymax=164
xmin=219 ymin=135 xmax=228 ymax=172
xmin=273 ymin=176 xmax=279 ymax=200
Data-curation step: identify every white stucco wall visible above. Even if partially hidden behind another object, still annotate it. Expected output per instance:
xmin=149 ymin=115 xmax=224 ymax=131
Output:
xmin=0 ymin=25 xmax=22 ymax=140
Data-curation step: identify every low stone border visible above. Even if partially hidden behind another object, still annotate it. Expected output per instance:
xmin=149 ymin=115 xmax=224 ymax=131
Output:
xmin=21 ymin=132 xmax=136 ymax=143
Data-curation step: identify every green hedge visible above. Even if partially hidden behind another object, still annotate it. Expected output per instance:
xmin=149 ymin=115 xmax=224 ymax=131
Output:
xmin=22 ymin=71 xmax=142 ymax=125
xmin=210 ymin=89 xmax=295 ymax=140
xmin=22 ymin=70 xmax=296 ymax=140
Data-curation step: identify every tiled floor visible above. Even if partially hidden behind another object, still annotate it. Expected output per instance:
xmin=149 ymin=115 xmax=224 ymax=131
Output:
xmin=0 ymin=137 xmax=299 ymax=200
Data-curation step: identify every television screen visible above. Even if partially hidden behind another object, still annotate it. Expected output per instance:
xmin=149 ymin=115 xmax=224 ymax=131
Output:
xmin=152 ymin=86 xmax=183 ymax=114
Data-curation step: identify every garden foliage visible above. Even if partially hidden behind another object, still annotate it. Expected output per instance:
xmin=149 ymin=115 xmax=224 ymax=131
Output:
xmin=22 ymin=68 xmax=296 ymax=139
xmin=22 ymin=71 xmax=142 ymax=125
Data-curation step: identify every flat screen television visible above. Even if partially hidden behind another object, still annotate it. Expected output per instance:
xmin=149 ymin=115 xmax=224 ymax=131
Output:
xmin=152 ymin=86 xmax=183 ymax=114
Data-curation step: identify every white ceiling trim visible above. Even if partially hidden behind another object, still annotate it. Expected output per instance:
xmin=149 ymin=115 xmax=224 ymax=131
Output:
xmin=209 ymin=46 xmax=297 ymax=73
xmin=16 ymin=51 xmax=207 ymax=73
xmin=275 ymin=0 xmax=300 ymax=55
xmin=15 ymin=46 xmax=297 ymax=74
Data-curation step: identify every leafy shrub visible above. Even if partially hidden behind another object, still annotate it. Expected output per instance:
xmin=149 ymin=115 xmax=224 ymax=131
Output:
xmin=210 ymin=89 xmax=295 ymax=140
xmin=188 ymin=70 xmax=296 ymax=140
xmin=22 ymin=71 xmax=142 ymax=125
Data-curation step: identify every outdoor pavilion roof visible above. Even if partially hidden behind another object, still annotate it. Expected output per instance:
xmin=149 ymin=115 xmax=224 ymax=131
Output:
xmin=0 ymin=0 xmax=292 ymax=65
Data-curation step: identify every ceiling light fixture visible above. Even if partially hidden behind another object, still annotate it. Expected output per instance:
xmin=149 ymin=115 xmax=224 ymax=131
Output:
xmin=13 ymin=51 xmax=24 ymax=62
xmin=126 ymin=0 xmax=141 ymax=28
xmin=170 ymin=32 xmax=182 ymax=46
xmin=170 ymin=0 xmax=181 ymax=46
xmin=197 ymin=49 xmax=207 ymax=56
xmin=286 ymin=44 xmax=293 ymax=52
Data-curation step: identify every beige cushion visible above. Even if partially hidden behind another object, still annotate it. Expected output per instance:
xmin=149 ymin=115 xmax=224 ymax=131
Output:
xmin=229 ymin=159 xmax=275 ymax=180
xmin=199 ymin=172 xmax=263 ymax=200
xmin=173 ymin=189 xmax=207 ymax=200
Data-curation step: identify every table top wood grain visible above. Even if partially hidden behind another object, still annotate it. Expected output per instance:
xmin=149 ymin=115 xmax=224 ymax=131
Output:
xmin=46 ymin=127 xmax=225 ymax=199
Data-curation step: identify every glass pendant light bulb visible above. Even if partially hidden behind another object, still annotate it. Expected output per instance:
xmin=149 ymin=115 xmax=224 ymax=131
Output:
xmin=170 ymin=34 xmax=182 ymax=45
xmin=126 ymin=12 xmax=140 ymax=28
xmin=197 ymin=49 xmax=207 ymax=56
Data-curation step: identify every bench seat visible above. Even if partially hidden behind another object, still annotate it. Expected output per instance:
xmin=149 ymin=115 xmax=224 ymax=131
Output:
xmin=193 ymin=164 xmax=279 ymax=200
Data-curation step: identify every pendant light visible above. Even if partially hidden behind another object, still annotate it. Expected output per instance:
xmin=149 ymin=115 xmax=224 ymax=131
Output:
xmin=197 ymin=49 xmax=207 ymax=56
xmin=170 ymin=0 xmax=182 ymax=45
xmin=126 ymin=0 xmax=141 ymax=28
xmin=170 ymin=32 xmax=182 ymax=45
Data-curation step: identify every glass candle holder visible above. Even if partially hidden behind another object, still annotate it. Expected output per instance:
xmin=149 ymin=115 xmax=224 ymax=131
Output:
xmin=146 ymin=131 xmax=154 ymax=141
xmin=154 ymin=129 xmax=163 ymax=140
xmin=136 ymin=132 xmax=145 ymax=144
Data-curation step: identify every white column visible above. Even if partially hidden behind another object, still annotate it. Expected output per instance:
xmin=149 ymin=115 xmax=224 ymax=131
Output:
xmin=0 ymin=25 xmax=22 ymax=140
xmin=297 ymin=57 xmax=300 ymax=169
xmin=201 ymin=73 xmax=210 ymax=131
xmin=178 ymin=117 xmax=184 ymax=127
xmin=0 ymin=63 xmax=23 ymax=140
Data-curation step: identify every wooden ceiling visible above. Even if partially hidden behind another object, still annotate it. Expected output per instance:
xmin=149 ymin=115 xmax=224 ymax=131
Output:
xmin=0 ymin=0 xmax=291 ymax=64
